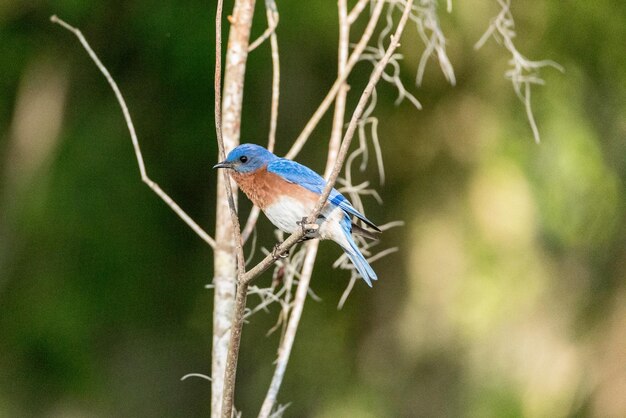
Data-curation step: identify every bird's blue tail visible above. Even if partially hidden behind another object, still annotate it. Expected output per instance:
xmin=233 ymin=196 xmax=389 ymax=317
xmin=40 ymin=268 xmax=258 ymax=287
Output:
xmin=342 ymin=234 xmax=378 ymax=287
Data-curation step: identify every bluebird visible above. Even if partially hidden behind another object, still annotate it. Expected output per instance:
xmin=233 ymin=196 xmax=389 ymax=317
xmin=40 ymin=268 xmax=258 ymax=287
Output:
xmin=214 ymin=143 xmax=381 ymax=286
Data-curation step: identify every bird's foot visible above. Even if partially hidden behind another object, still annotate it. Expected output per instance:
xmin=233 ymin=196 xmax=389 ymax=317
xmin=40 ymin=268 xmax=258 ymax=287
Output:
xmin=272 ymin=242 xmax=289 ymax=260
xmin=296 ymin=217 xmax=319 ymax=235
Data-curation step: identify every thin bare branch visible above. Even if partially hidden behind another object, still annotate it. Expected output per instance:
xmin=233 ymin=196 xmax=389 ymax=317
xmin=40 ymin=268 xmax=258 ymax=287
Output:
xmin=215 ymin=0 xmax=257 ymax=417
xmin=257 ymin=240 xmax=319 ymax=418
xmin=221 ymin=280 xmax=249 ymax=418
xmin=266 ymin=0 xmax=280 ymax=154
xmin=50 ymin=16 xmax=217 ymax=250
xmin=211 ymin=0 xmax=240 ymax=415
xmin=308 ymin=2 xmax=413 ymax=225
xmin=327 ymin=0 xmax=350 ymax=177
xmin=348 ymin=0 xmax=370 ymax=24
xmin=267 ymin=403 xmax=291 ymax=418
xmin=214 ymin=1 xmax=224 ymax=144
xmin=248 ymin=0 xmax=279 ymax=52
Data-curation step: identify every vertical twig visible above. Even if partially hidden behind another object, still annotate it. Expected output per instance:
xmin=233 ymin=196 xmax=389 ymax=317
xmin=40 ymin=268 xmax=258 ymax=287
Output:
xmin=265 ymin=0 xmax=280 ymax=154
xmin=327 ymin=0 xmax=350 ymax=174
xmin=257 ymin=240 xmax=318 ymax=418
xmin=308 ymin=0 xmax=413 ymax=225
xmin=213 ymin=0 xmax=256 ymax=417
xmin=347 ymin=0 xmax=370 ymax=24
xmin=241 ymin=0 xmax=280 ymax=244
xmin=221 ymin=281 xmax=248 ymax=418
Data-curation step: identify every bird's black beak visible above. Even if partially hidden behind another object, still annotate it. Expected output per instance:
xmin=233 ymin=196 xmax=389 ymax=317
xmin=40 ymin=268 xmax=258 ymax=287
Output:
xmin=213 ymin=161 xmax=233 ymax=169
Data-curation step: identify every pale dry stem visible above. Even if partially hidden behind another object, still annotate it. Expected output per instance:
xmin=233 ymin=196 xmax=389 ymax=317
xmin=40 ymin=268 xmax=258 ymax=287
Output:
xmin=49 ymin=16 xmax=217 ymax=250
xmin=241 ymin=0 xmax=280 ymax=244
xmin=257 ymin=2 xmax=351 ymax=415
xmin=217 ymin=1 xmax=257 ymax=417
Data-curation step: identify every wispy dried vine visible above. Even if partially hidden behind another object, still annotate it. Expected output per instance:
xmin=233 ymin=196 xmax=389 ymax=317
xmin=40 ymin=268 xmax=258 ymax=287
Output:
xmin=475 ymin=0 xmax=563 ymax=142
xmin=411 ymin=0 xmax=456 ymax=86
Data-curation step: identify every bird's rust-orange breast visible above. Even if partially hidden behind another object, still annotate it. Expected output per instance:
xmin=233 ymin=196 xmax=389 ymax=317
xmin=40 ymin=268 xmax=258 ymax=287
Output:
xmin=230 ymin=166 xmax=318 ymax=209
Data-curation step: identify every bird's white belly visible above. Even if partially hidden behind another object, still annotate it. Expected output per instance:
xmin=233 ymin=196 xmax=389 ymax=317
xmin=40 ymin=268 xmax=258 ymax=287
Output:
xmin=264 ymin=196 xmax=314 ymax=234
xmin=264 ymin=196 xmax=347 ymax=244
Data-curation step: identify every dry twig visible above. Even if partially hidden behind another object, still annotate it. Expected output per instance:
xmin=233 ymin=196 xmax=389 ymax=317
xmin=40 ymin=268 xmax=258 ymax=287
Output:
xmin=217 ymin=0 xmax=257 ymax=416
xmin=49 ymin=16 xmax=217 ymax=250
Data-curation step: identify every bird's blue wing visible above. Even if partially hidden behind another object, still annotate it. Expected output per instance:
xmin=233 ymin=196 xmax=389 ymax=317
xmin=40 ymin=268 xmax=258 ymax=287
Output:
xmin=267 ymin=159 xmax=380 ymax=231
xmin=267 ymin=158 xmax=326 ymax=194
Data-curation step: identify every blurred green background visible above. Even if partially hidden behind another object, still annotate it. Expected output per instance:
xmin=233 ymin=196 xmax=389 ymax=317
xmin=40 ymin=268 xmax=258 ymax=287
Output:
xmin=1 ymin=1 xmax=625 ymax=417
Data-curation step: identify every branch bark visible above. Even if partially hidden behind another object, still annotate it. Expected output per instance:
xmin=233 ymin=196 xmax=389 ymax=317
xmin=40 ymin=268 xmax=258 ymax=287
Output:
xmin=257 ymin=240 xmax=319 ymax=418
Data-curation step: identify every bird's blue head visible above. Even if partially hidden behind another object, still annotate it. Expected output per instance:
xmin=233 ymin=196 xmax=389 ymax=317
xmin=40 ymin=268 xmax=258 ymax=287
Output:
xmin=213 ymin=143 xmax=277 ymax=173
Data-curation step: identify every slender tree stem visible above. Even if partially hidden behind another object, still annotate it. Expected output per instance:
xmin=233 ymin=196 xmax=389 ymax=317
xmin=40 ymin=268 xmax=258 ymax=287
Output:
xmin=221 ymin=281 xmax=249 ymax=417
xmin=308 ymin=0 xmax=414 ymax=225
xmin=257 ymin=4 xmax=413 ymax=414
xmin=214 ymin=1 xmax=256 ymax=417
xmin=257 ymin=240 xmax=318 ymax=417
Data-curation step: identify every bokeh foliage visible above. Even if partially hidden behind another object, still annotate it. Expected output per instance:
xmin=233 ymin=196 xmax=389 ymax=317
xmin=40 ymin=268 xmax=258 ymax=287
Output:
xmin=1 ymin=1 xmax=625 ymax=417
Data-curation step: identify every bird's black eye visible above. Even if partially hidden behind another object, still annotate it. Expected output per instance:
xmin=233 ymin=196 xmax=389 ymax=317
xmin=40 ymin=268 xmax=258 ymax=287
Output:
xmin=239 ymin=156 xmax=248 ymax=163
